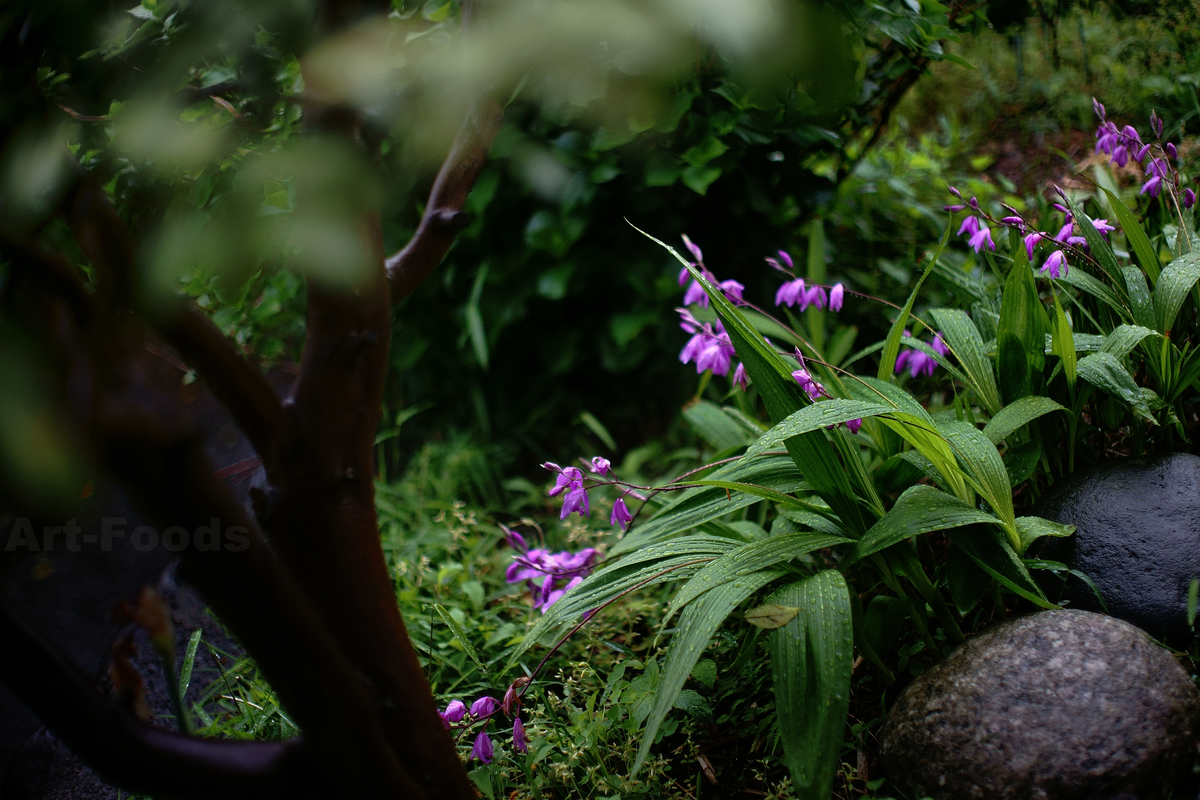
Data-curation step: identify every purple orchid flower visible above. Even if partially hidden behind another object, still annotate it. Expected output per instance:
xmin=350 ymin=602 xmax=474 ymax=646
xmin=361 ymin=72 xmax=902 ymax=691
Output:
xmin=829 ymin=283 xmax=844 ymax=312
xmin=733 ymin=362 xmax=748 ymax=391
xmin=1040 ymin=250 xmax=1068 ymax=279
xmin=589 ymin=457 xmax=611 ymax=476
xmin=513 ymin=718 xmax=528 ymax=754
xmin=470 ymin=696 xmax=499 ymax=718
xmin=610 ymin=496 xmax=633 ymax=531
xmin=1024 ymin=231 xmax=1044 ymax=260
xmin=1184 ymin=189 xmax=1196 ymax=209
xmin=968 ymin=224 xmax=995 ymax=253
xmin=440 ymin=700 xmax=467 ymax=729
xmin=775 ymin=278 xmax=805 ymax=307
xmin=719 ymin=279 xmax=745 ymax=305
xmin=470 ymin=731 xmax=494 ymax=763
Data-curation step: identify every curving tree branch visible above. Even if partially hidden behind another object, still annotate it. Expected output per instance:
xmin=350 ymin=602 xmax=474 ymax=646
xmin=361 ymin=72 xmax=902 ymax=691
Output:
xmin=385 ymin=96 xmax=504 ymax=305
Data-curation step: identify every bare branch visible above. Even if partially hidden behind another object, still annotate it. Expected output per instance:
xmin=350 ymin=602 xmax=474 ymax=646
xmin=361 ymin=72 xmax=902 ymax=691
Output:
xmin=385 ymin=97 xmax=503 ymax=304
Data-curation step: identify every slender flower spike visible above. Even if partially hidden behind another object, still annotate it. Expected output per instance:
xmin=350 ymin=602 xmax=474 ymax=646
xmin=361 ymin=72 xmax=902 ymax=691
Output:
xmin=589 ymin=457 xmax=611 ymax=476
xmin=440 ymin=700 xmax=467 ymax=729
xmin=470 ymin=731 xmax=494 ymax=763
xmin=1040 ymin=250 xmax=1068 ymax=279
xmin=513 ymin=718 xmax=528 ymax=754
xmin=471 ymin=696 xmax=499 ymax=719
xmin=732 ymin=361 xmax=748 ymax=391
xmin=829 ymin=283 xmax=844 ymax=312
xmin=610 ymin=496 xmax=633 ymax=531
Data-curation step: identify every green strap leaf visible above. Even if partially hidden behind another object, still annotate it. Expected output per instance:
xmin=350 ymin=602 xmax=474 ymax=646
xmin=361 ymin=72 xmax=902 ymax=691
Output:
xmin=435 ymin=604 xmax=488 ymax=675
xmin=1153 ymin=253 xmax=1200 ymax=334
xmin=768 ymin=570 xmax=853 ymax=800
xmin=179 ymin=629 xmax=203 ymax=699
xmin=928 ymin=308 xmax=1002 ymax=414
xmin=937 ymin=420 xmax=1017 ymax=541
xmin=847 ymin=485 xmax=1001 ymax=566
xmin=948 ymin=525 xmax=1052 ymax=605
xmin=1058 ymin=266 xmax=1129 ymax=319
xmin=1063 ymin=194 xmax=1127 ymax=293
xmin=508 ymin=537 xmax=742 ymax=665
xmin=610 ymin=455 xmax=802 ymax=556
xmin=878 ymin=231 xmax=947 ymax=380
xmin=1122 ymin=266 xmax=1155 ymax=330
xmin=632 ymin=568 xmax=784 ymax=777
xmin=982 ymin=396 xmax=1067 ymax=444
xmin=1077 ymin=351 xmax=1164 ymax=423
xmin=1101 ymin=187 xmax=1161 ymax=282
xmin=744 ymin=400 xmax=895 ymax=458
xmin=668 ymin=531 xmax=852 ymax=617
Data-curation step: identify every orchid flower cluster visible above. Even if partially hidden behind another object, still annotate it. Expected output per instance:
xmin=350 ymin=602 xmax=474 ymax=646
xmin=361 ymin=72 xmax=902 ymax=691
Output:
xmin=440 ymin=678 xmax=532 ymax=764
xmin=1093 ymin=99 xmax=1194 ymax=205
xmin=949 ymin=185 xmax=1118 ymax=280
xmin=947 ymin=100 xmax=1193 ymax=282
xmin=676 ymin=235 xmax=847 ymax=393
xmin=538 ymin=457 xmax=635 ymax=530
xmin=503 ymin=524 xmax=598 ymax=613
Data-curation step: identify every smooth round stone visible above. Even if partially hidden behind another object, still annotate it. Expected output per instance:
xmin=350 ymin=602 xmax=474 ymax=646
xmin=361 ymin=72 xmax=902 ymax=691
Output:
xmin=880 ymin=610 xmax=1199 ymax=800
xmin=1032 ymin=453 xmax=1200 ymax=644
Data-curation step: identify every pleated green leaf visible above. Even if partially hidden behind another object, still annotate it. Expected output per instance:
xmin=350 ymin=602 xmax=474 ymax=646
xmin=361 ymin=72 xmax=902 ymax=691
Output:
xmin=1016 ymin=516 xmax=1076 ymax=551
xmin=1063 ymin=194 xmax=1127 ymax=293
xmin=1153 ymin=253 xmax=1200 ymax=334
xmin=508 ymin=536 xmax=741 ymax=665
xmin=847 ymin=484 xmax=1001 ymax=566
xmin=1101 ymin=187 xmax=1160 ymax=282
xmin=1058 ymin=266 xmax=1129 ymax=319
xmin=768 ymin=570 xmax=853 ymax=800
xmin=632 ymin=568 xmax=784 ymax=776
xmin=1123 ymin=265 xmax=1156 ymax=330
xmin=668 ymin=531 xmax=852 ymax=618
xmin=610 ymin=455 xmax=802 ymax=556
xmin=938 ymin=420 xmax=1018 ymax=544
xmin=929 ymin=308 xmax=1002 ymax=414
xmin=1101 ymin=324 xmax=1158 ymax=359
xmin=982 ymin=396 xmax=1067 ymax=444
xmin=1077 ymin=351 xmax=1164 ymax=423
xmin=744 ymin=400 xmax=896 ymax=458
xmin=948 ymin=525 xmax=1052 ymax=604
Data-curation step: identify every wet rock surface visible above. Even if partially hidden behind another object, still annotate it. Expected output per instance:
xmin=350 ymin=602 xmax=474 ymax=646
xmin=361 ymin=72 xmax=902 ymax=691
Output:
xmin=1032 ymin=452 xmax=1200 ymax=644
xmin=880 ymin=610 xmax=1200 ymax=800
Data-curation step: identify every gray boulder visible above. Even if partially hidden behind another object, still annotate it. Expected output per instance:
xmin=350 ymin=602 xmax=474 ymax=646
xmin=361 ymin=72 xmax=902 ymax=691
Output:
xmin=880 ymin=610 xmax=1199 ymax=800
xmin=1032 ymin=453 xmax=1200 ymax=644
